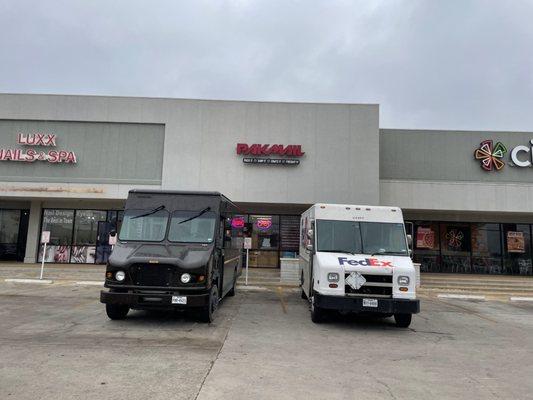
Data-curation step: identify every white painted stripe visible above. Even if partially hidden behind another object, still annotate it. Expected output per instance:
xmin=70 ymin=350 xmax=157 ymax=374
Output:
xmin=510 ymin=297 xmax=533 ymax=302
xmin=5 ymin=278 xmax=53 ymax=284
xmin=75 ymin=281 xmax=104 ymax=286
xmin=224 ymin=256 xmax=240 ymax=265
xmin=437 ymin=294 xmax=486 ymax=300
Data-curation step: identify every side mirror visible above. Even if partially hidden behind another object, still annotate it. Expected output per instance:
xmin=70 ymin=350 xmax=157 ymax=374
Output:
xmin=307 ymin=229 xmax=314 ymax=239
xmin=406 ymin=234 xmax=413 ymax=248
xmin=306 ymin=243 xmax=314 ymax=252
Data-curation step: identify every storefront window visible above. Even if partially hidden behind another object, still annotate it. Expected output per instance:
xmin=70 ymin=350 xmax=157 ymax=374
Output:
xmin=39 ymin=209 xmax=121 ymax=264
xmin=471 ymin=223 xmax=502 ymax=274
xmin=503 ymin=224 xmax=532 ymax=275
xmin=440 ymin=223 xmax=471 ymax=273
xmin=280 ymin=216 xmax=300 ymax=258
xmin=412 ymin=222 xmax=440 ymax=272
xmin=42 ymin=209 xmax=74 ymax=245
xmin=0 ymin=209 xmax=21 ymax=244
xmin=250 ymin=215 xmax=279 ymax=250
xmin=70 ymin=210 xmax=107 ymax=263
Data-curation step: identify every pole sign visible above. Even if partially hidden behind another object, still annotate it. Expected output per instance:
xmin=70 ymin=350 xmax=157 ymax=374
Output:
xmin=244 ymin=237 xmax=252 ymax=249
xmin=41 ymin=231 xmax=50 ymax=244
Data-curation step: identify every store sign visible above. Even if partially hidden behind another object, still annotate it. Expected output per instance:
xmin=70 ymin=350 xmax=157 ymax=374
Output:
xmin=231 ymin=216 xmax=245 ymax=229
xmin=236 ymin=143 xmax=304 ymax=166
xmin=474 ymin=139 xmax=533 ymax=172
xmin=255 ymin=217 xmax=272 ymax=231
xmin=0 ymin=133 xmax=77 ymax=163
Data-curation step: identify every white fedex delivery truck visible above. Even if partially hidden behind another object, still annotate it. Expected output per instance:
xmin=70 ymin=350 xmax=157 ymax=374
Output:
xmin=300 ymin=204 xmax=420 ymax=327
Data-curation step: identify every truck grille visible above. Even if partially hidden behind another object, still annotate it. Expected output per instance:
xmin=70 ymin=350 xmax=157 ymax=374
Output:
xmin=131 ymin=264 xmax=175 ymax=287
xmin=344 ymin=273 xmax=392 ymax=297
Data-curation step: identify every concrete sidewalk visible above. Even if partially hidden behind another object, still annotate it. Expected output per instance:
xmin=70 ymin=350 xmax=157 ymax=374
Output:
xmin=2 ymin=262 xmax=533 ymax=300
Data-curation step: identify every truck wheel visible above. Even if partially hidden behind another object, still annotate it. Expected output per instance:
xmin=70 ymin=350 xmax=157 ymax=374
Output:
xmin=301 ymin=289 xmax=307 ymax=299
xmin=105 ymin=304 xmax=129 ymax=320
xmin=199 ymin=284 xmax=219 ymax=323
xmin=394 ymin=313 xmax=412 ymax=328
xmin=310 ymin=297 xmax=325 ymax=323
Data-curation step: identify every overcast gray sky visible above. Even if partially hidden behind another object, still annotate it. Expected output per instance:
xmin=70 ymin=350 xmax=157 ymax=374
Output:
xmin=1 ymin=0 xmax=532 ymax=131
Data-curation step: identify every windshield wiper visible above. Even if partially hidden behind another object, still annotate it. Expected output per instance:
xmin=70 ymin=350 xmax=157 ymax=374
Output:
xmin=178 ymin=207 xmax=211 ymax=224
xmin=130 ymin=205 xmax=165 ymax=220
xmin=319 ymin=249 xmax=357 ymax=255
xmin=371 ymin=250 xmax=407 ymax=256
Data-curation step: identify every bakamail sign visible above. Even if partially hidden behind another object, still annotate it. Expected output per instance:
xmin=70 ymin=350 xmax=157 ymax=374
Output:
xmin=236 ymin=143 xmax=304 ymax=166
xmin=0 ymin=133 xmax=77 ymax=163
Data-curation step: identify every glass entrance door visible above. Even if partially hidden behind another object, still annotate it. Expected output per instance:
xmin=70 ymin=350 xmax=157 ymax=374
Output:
xmin=248 ymin=215 xmax=279 ymax=268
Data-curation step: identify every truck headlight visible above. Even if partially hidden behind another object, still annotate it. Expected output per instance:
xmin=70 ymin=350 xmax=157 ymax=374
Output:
xmin=115 ymin=270 xmax=126 ymax=282
xmin=327 ymin=273 xmax=339 ymax=282
xmin=397 ymin=275 xmax=410 ymax=285
xmin=181 ymin=273 xmax=191 ymax=284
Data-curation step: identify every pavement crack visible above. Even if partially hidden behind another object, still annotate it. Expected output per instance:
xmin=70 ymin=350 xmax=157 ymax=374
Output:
xmin=376 ymin=378 xmax=397 ymax=400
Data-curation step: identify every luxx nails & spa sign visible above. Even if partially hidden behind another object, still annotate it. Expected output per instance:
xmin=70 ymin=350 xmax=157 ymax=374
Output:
xmin=0 ymin=133 xmax=78 ymax=164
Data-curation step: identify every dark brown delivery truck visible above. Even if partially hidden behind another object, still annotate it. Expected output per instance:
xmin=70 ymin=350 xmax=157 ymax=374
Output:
xmin=100 ymin=190 xmax=242 ymax=322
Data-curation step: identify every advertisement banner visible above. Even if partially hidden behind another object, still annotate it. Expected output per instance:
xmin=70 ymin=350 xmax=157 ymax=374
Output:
xmin=507 ymin=231 xmax=525 ymax=253
xmin=416 ymin=227 xmax=435 ymax=249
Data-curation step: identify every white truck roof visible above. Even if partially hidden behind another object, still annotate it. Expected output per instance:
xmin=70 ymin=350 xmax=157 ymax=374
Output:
xmin=306 ymin=203 xmax=404 ymax=223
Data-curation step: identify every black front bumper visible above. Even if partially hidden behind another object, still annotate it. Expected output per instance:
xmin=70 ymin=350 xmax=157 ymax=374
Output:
xmin=100 ymin=290 xmax=209 ymax=309
xmin=315 ymin=293 xmax=420 ymax=314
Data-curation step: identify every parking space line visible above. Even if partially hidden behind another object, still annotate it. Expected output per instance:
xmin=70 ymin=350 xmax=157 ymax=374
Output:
xmin=276 ymin=287 xmax=288 ymax=314
xmin=510 ymin=296 xmax=533 ymax=302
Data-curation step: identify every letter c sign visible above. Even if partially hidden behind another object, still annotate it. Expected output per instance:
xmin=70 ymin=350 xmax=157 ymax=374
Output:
xmin=511 ymin=145 xmax=532 ymax=167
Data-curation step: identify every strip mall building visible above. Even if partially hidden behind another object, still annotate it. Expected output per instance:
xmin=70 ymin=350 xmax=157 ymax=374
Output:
xmin=0 ymin=93 xmax=532 ymax=275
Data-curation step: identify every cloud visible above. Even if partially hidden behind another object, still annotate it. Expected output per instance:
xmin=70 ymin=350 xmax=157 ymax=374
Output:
xmin=0 ymin=0 xmax=532 ymax=131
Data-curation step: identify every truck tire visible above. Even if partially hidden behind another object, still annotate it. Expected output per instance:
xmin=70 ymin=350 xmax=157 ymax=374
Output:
xmin=301 ymin=289 xmax=307 ymax=299
xmin=198 ymin=284 xmax=219 ymax=323
xmin=106 ymin=304 xmax=129 ymax=320
xmin=394 ymin=313 xmax=412 ymax=328
xmin=310 ymin=297 xmax=325 ymax=323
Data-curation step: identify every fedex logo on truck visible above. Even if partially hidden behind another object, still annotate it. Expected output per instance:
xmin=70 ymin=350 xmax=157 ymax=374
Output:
xmin=338 ymin=257 xmax=393 ymax=267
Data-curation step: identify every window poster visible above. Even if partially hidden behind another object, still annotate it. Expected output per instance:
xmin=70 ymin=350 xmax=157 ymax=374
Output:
xmin=416 ymin=227 xmax=435 ymax=249
xmin=507 ymin=231 xmax=525 ymax=253
xmin=471 ymin=226 xmax=488 ymax=253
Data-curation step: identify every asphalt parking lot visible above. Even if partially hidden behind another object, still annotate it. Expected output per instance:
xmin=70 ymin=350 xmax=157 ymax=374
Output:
xmin=1 ymin=281 xmax=532 ymax=400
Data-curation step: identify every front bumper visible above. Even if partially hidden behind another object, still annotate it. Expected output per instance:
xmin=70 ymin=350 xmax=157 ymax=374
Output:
xmin=100 ymin=290 xmax=209 ymax=309
xmin=314 ymin=293 xmax=420 ymax=314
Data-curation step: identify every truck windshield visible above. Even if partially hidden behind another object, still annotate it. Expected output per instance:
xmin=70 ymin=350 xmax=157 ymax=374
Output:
xmin=316 ymin=220 xmax=408 ymax=255
xmin=317 ymin=220 xmax=362 ymax=254
xmin=168 ymin=210 xmax=216 ymax=243
xmin=360 ymin=222 xmax=408 ymax=255
xmin=119 ymin=209 xmax=169 ymax=242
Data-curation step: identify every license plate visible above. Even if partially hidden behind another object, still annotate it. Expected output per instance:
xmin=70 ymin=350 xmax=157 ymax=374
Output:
xmin=363 ymin=298 xmax=378 ymax=308
xmin=171 ymin=296 xmax=187 ymax=305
